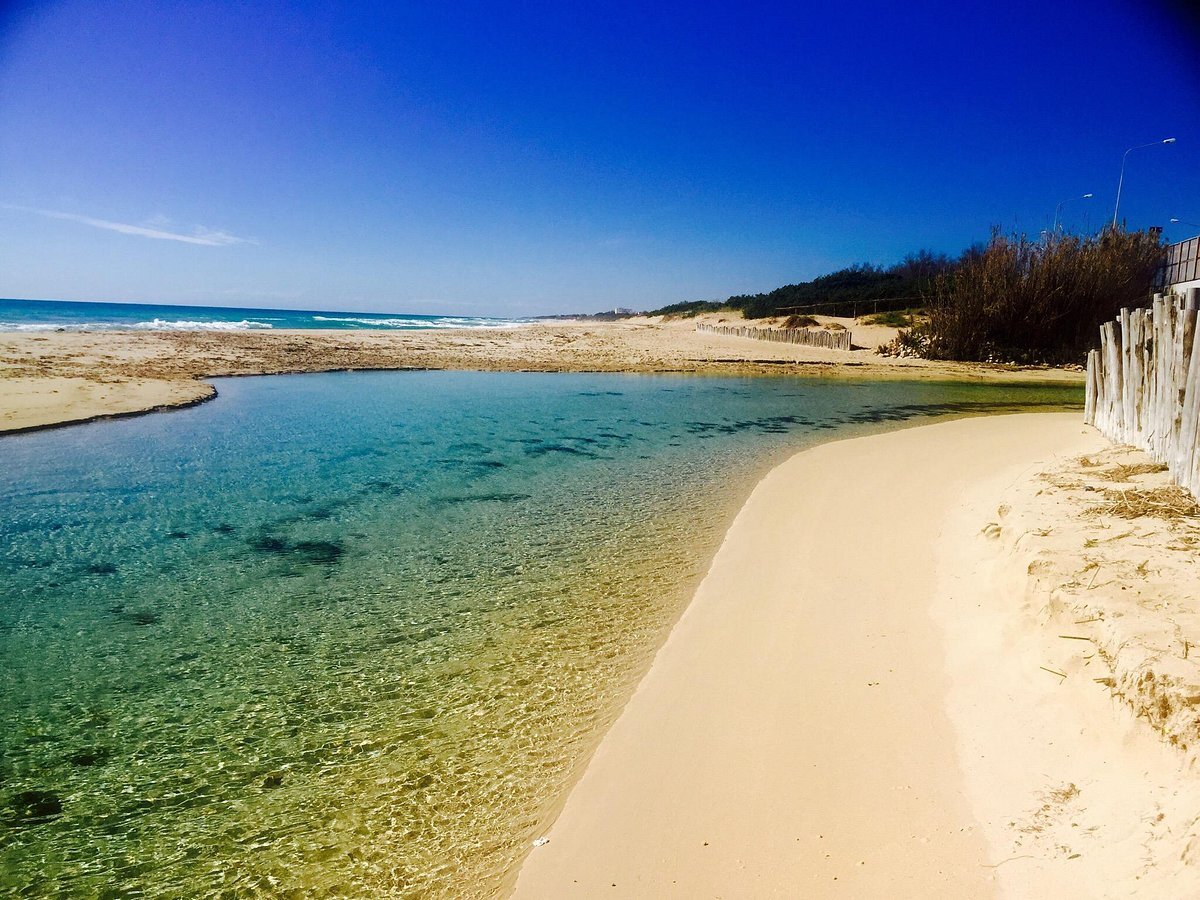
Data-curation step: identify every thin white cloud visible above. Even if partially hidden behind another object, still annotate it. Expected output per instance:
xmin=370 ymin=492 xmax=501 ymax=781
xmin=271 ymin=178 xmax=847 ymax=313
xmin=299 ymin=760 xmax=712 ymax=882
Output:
xmin=1 ymin=204 xmax=254 ymax=246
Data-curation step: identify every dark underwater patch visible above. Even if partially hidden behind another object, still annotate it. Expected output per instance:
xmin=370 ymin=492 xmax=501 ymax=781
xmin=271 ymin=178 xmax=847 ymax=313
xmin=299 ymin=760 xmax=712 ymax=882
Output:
xmin=107 ymin=605 xmax=160 ymax=626
xmin=436 ymin=457 xmax=508 ymax=474
xmin=434 ymin=493 xmax=533 ymax=505
xmin=68 ymin=747 xmax=112 ymax=768
xmin=293 ymin=541 xmax=344 ymax=565
xmin=684 ymin=413 xmax=812 ymax=437
xmin=246 ymin=533 xmax=345 ymax=567
xmin=273 ymin=496 xmax=358 ymax=527
xmin=247 ymin=535 xmax=290 ymax=554
xmin=83 ymin=562 xmax=117 ymax=576
xmin=4 ymin=789 xmax=62 ymax=825
xmin=522 ymin=442 xmax=598 ymax=458
xmin=362 ymin=479 xmax=405 ymax=497
xmin=841 ymin=398 xmax=1078 ymax=425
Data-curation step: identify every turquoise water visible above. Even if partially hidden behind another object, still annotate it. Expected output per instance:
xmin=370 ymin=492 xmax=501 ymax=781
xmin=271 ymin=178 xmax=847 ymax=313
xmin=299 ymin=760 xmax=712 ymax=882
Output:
xmin=0 ymin=372 xmax=1080 ymax=897
xmin=0 ymin=298 xmax=530 ymax=332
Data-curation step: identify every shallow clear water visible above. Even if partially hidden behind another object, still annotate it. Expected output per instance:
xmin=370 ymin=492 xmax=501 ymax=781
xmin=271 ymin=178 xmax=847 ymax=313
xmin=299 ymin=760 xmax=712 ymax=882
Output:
xmin=0 ymin=371 xmax=1080 ymax=897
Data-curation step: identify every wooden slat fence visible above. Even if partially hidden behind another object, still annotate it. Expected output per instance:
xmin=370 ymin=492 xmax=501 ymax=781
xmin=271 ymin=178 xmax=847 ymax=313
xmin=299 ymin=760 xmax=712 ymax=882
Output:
xmin=1084 ymin=289 xmax=1200 ymax=495
xmin=696 ymin=322 xmax=852 ymax=351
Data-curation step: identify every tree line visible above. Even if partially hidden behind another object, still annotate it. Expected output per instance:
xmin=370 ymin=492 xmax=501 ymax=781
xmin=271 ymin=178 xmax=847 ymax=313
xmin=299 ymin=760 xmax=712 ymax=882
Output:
xmin=644 ymin=250 xmax=955 ymax=319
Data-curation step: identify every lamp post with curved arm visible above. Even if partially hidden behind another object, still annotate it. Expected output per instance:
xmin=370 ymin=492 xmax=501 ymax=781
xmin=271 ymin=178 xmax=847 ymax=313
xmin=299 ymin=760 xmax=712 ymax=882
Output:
xmin=1112 ymin=138 xmax=1176 ymax=229
xmin=1052 ymin=193 xmax=1092 ymax=232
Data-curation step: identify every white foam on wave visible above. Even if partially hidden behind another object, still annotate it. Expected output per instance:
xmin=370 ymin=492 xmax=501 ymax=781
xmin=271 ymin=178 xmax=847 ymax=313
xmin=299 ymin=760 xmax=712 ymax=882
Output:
xmin=0 ymin=322 xmax=93 ymax=332
xmin=0 ymin=318 xmax=276 ymax=332
xmin=130 ymin=318 xmax=275 ymax=330
xmin=1 ymin=313 xmax=532 ymax=332
xmin=310 ymin=315 xmax=528 ymax=329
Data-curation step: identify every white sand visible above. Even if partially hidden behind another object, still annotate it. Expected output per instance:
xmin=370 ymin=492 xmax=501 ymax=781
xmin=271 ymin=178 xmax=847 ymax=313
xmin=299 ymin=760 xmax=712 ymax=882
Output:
xmin=513 ymin=414 xmax=1199 ymax=897
xmin=938 ymin=438 xmax=1200 ymax=897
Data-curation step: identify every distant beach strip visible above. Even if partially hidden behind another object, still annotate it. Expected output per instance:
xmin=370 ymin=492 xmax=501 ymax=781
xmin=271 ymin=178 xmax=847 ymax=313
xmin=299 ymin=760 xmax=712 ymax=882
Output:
xmin=0 ymin=298 xmax=533 ymax=332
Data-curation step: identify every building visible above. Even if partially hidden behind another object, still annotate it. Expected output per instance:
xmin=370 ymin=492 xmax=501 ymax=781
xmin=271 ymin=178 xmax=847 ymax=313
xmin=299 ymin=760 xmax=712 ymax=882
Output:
xmin=1163 ymin=234 xmax=1200 ymax=295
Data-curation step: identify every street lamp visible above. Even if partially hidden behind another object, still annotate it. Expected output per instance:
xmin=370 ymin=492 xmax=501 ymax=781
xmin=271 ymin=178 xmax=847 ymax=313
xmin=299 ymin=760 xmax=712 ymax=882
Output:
xmin=1170 ymin=217 xmax=1200 ymax=229
xmin=1112 ymin=137 xmax=1176 ymax=229
xmin=1052 ymin=192 xmax=1093 ymax=232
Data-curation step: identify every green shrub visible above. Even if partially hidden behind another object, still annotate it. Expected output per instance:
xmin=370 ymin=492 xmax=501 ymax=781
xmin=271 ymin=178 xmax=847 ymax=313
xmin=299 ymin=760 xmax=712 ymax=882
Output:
xmin=861 ymin=309 xmax=920 ymax=328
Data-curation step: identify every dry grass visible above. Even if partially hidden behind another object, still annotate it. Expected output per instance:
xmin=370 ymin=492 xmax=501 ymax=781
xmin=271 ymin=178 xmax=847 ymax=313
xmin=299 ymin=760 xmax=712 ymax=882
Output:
xmin=1090 ymin=486 xmax=1200 ymax=521
xmin=916 ymin=228 xmax=1165 ymax=364
xmin=781 ymin=314 xmax=818 ymax=328
xmin=1046 ymin=783 xmax=1081 ymax=804
xmin=1096 ymin=462 xmax=1169 ymax=482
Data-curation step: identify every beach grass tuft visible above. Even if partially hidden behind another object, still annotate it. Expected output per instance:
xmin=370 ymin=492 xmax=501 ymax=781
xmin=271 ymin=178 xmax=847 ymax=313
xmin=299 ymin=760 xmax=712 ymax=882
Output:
xmin=1095 ymin=462 xmax=1170 ymax=482
xmin=1090 ymin=486 xmax=1200 ymax=520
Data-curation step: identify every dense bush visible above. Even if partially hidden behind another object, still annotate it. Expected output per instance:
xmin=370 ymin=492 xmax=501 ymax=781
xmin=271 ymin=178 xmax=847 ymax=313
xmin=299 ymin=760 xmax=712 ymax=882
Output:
xmin=907 ymin=228 xmax=1165 ymax=365
xmin=650 ymin=299 xmax=725 ymax=317
xmin=725 ymin=251 xmax=952 ymax=319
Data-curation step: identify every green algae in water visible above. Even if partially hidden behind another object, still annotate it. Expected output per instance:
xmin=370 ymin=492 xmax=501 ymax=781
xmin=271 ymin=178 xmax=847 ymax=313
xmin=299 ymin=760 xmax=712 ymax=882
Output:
xmin=0 ymin=371 xmax=1081 ymax=897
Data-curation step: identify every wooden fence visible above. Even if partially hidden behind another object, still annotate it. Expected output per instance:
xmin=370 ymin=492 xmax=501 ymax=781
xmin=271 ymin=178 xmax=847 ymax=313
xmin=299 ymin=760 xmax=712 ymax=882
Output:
xmin=1084 ymin=289 xmax=1200 ymax=495
xmin=696 ymin=322 xmax=852 ymax=351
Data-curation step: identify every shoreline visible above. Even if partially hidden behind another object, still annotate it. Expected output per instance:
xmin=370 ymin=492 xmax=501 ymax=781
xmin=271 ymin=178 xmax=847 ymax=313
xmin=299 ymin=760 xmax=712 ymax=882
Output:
xmin=0 ymin=381 xmax=219 ymax=436
xmin=511 ymin=413 xmax=1200 ymax=897
xmin=0 ymin=317 xmax=1083 ymax=435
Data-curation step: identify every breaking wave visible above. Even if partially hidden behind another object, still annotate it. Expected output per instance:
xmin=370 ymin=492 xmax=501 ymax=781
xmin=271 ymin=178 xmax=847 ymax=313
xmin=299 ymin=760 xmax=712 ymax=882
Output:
xmin=310 ymin=315 xmax=525 ymax=329
xmin=0 ymin=319 xmax=276 ymax=331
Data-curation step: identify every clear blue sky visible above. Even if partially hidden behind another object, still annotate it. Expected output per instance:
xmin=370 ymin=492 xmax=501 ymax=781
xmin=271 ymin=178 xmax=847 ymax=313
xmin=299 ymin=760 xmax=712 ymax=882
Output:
xmin=1 ymin=0 xmax=1198 ymax=316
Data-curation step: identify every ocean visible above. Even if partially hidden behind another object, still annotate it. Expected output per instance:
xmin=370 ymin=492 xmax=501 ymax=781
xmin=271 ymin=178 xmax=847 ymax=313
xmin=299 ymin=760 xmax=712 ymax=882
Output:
xmin=0 ymin=371 xmax=1081 ymax=897
xmin=0 ymin=298 xmax=530 ymax=332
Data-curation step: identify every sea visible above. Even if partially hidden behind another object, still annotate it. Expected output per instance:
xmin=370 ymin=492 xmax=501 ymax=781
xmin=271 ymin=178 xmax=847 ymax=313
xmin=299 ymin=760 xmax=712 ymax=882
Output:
xmin=0 ymin=369 xmax=1082 ymax=897
xmin=0 ymin=298 xmax=530 ymax=332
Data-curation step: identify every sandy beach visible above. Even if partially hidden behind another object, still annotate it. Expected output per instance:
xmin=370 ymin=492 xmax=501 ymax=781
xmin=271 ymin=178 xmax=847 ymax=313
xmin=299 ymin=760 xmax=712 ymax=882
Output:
xmin=513 ymin=413 xmax=1200 ymax=898
xmin=0 ymin=314 xmax=1082 ymax=434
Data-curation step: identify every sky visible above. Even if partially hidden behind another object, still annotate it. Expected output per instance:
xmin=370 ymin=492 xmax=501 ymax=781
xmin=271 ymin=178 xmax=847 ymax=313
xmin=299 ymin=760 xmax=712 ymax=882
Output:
xmin=1 ymin=0 xmax=1198 ymax=316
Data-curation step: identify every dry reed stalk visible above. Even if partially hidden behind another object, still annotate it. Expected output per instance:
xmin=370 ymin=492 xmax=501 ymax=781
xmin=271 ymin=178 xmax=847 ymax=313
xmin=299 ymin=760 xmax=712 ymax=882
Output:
xmin=1088 ymin=486 xmax=1200 ymax=520
xmin=1095 ymin=462 xmax=1170 ymax=481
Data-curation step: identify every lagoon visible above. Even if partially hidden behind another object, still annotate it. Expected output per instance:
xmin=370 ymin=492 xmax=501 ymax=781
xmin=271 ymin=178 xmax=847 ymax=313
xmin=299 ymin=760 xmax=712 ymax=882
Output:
xmin=0 ymin=371 xmax=1079 ymax=897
